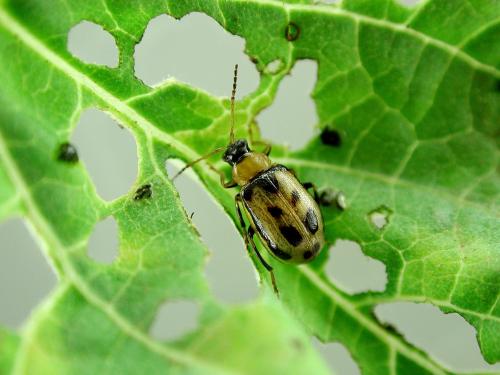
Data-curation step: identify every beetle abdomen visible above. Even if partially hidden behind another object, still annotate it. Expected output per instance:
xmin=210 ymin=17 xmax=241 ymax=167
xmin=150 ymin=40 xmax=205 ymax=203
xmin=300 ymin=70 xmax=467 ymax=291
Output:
xmin=241 ymin=165 xmax=325 ymax=264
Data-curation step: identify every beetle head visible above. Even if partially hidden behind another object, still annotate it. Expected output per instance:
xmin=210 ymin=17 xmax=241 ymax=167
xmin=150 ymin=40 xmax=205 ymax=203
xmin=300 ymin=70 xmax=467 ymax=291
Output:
xmin=223 ymin=139 xmax=250 ymax=166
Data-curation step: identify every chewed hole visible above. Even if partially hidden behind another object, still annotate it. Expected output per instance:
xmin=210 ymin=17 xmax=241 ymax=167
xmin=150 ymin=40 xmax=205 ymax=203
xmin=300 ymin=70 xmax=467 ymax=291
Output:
xmin=257 ymin=60 xmax=318 ymax=150
xmin=265 ymin=59 xmax=284 ymax=75
xmin=68 ymin=21 xmax=118 ymax=67
xmin=134 ymin=13 xmax=258 ymax=96
xmin=150 ymin=300 xmax=199 ymax=341
xmin=400 ymin=0 xmax=424 ymax=7
xmin=375 ymin=302 xmax=500 ymax=372
xmin=72 ymin=108 xmax=137 ymax=201
xmin=0 ymin=219 xmax=56 ymax=328
xmin=369 ymin=205 xmax=392 ymax=230
xmin=87 ymin=216 xmax=119 ymax=264
xmin=166 ymin=159 xmax=258 ymax=303
xmin=325 ymin=240 xmax=387 ymax=294
xmin=312 ymin=338 xmax=360 ymax=375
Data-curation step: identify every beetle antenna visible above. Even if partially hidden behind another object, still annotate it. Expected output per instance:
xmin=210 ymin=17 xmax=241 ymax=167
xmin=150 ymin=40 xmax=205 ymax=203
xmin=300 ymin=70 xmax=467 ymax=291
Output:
xmin=171 ymin=146 xmax=226 ymax=180
xmin=229 ymin=64 xmax=238 ymax=145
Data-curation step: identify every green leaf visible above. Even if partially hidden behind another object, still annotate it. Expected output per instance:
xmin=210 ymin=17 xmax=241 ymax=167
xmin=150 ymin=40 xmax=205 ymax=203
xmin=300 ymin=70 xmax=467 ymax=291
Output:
xmin=0 ymin=1 xmax=498 ymax=375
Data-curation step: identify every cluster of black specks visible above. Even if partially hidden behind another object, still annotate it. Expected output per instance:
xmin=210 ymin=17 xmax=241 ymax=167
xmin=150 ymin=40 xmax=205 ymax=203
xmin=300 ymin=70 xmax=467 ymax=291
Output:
xmin=285 ymin=22 xmax=300 ymax=41
xmin=57 ymin=142 xmax=79 ymax=163
xmin=134 ymin=184 xmax=152 ymax=201
xmin=320 ymin=128 xmax=342 ymax=147
xmin=279 ymin=225 xmax=303 ymax=246
xmin=290 ymin=190 xmax=300 ymax=206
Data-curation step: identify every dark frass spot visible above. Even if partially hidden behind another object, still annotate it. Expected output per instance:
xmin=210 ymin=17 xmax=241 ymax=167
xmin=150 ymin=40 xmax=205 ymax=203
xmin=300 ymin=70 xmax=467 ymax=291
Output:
xmin=57 ymin=142 xmax=78 ymax=163
xmin=269 ymin=243 xmax=292 ymax=260
xmin=259 ymin=174 xmax=279 ymax=193
xmin=304 ymin=208 xmax=319 ymax=234
xmin=285 ymin=22 xmax=300 ymax=41
xmin=280 ymin=225 xmax=303 ymax=246
xmin=290 ymin=190 xmax=300 ymax=206
xmin=134 ymin=184 xmax=152 ymax=200
xmin=267 ymin=206 xmax=283 ymax=218
xmin=320 ymin=128 xmax=341 ymax=147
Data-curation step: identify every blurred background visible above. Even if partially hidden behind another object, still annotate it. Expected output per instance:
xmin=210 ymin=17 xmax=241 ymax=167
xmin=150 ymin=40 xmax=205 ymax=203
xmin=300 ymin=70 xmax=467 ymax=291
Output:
xmin=1 ymin=3 xmax=499 ymax=374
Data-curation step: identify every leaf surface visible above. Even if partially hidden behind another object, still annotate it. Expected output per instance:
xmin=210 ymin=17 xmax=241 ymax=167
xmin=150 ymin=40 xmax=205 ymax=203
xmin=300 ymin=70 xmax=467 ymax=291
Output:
xmin=0 ymin=0 xmax=498 ymax=374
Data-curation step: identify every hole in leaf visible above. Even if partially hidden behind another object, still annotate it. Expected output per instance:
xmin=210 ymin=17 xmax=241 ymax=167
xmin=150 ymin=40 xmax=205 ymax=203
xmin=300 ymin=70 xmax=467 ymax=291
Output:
xmin=312 ymin=338 xmax=361 ymax=375
xmin=67 ymin=21 xmax=118 ymax=67
xmin=325 ymin=240 xmax=387 ymax=294
xmin=265 ymin=59 xmax=284 ymax=75
xmin=257 ymin=60 xmax=317 ymax=150
xmin=134 ymin=13 xmax=259 ymax=96
xmin=150 ymin=300 xmax=199 ymax=341
xmin=369 ymin=205 xmax=392 ymax=230
xmin=166 ymin=159 xmax=258 ymax=303
xmin=87 ymin=216 xmax=119 ymax=264
xmin=0 ymin=219 xmax=57 ymax=328
xmin=375 ymin=302 xmax=500 ymax=372
xmin=72 ymin=108 xmax=137 ymax=201
xmin=400 ymin=0 xmax=424 ymax=7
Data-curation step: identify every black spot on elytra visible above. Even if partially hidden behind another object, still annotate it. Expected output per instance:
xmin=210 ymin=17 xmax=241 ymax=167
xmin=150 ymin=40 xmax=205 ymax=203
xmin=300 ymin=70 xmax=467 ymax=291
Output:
xmin=57 ymin=142 xmax=78 ymax=163
xmin=267 ymin=206 xmax=283 ymax=218
xmin=304 ymin=208 xmax=318 ymax=234
xmin=280 ymin=225 xmax=303 ymax=246
xmin=303 ymin=250 xmax=313 ymax=260
xmin=134 ymin=184 xmax=152 ymax=200
xmin=320 ymin=128 xmax=341 ymax=147
xmin=259 ymin=174 xmax=279 ymax=193
xmin=290 ymin=190 xmax=300 ymax=206
xmin=285 ymin=22 xmax=300 ymax=41
xmin=242 ymin=186 xmax=253 ymax=201
xmin=270 ymin=243 xmax=292 ymax=260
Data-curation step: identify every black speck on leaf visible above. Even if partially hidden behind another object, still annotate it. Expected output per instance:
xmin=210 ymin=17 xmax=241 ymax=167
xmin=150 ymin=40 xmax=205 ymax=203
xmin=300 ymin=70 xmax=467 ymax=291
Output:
xmin=320 ymin=128 xmax=341 ymax=147
xmin=285 ymin=22 xmax=300 ymax=41
xmin=57 ymin=142 xmax=78 ymax=163
xmin=134 ymin=184 xmax=152 ymax=201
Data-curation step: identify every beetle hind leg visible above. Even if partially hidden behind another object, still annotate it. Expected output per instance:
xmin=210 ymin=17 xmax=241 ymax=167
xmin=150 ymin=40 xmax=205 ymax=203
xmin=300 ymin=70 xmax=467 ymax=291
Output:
xmin=235 ymin=194 xmax=279 ymax=296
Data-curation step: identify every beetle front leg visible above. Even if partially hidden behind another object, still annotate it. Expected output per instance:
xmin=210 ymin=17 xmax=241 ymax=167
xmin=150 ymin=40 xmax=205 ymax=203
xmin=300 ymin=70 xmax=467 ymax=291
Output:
xmin=208 ymin=164 xmax=237 ymax=188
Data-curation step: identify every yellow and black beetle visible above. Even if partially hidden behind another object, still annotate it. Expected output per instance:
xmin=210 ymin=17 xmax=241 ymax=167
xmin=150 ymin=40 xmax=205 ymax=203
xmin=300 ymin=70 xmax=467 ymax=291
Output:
xmin=175 ymin=65 xmax=344 ymax=294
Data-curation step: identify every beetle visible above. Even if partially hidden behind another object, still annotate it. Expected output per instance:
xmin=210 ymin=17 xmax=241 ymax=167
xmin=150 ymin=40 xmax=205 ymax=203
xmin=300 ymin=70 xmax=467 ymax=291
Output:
xmin=174 ymin=65 xmax=344 ymax=294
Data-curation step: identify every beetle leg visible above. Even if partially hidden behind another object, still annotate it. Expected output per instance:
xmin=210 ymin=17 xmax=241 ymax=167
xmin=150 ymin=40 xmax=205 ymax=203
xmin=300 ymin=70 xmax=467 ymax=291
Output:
xmin=247 ymin=227 xmax=279 ymax=296
xmin=206 ymin=164 xmax=237 ymax=188
xmin=248 ymin=122 xmax=272 ymax=155
xmin=235 ymin=194 xmax=279 ymax=296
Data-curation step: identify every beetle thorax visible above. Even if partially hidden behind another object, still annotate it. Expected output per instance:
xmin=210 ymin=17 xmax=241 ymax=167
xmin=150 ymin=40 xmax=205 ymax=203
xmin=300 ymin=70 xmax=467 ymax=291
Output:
xmin=233 ymin=152 xmax=272 ymax=186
